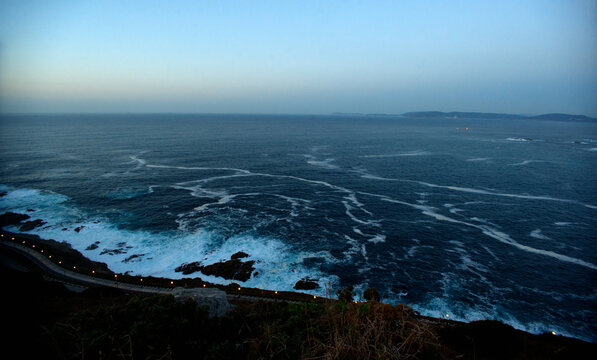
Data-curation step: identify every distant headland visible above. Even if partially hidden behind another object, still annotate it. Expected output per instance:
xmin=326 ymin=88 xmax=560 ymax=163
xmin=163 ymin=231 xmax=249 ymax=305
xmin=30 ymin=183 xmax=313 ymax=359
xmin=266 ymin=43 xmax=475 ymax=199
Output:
xmin=332 ymin=111 xmax=597 ymax=122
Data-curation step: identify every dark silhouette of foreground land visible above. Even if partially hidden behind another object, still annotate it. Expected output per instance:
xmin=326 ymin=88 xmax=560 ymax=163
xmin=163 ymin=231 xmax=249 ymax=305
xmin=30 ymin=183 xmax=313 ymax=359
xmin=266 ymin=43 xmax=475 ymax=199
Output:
xmin=1 ymin=228 xmax=595 ymax=359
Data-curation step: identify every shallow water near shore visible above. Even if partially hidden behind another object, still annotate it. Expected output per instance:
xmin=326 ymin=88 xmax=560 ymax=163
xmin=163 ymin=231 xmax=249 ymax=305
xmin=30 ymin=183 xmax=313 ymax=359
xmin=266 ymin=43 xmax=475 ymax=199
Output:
xmin=1 ymin=114 xmax=596 ymax=341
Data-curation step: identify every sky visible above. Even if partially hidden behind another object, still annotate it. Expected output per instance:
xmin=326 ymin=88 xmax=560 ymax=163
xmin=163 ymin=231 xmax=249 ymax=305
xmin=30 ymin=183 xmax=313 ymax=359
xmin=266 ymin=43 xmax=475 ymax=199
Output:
xmin=1 ymin=0 xmax=596 ymax=116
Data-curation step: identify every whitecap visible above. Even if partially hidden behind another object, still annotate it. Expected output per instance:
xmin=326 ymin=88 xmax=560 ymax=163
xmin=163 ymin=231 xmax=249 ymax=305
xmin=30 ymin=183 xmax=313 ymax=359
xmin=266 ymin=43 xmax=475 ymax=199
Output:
xmin=509 ymin=160 xmax=543 ymax=166
xmin=0 ymin=185 xmax=337 ymax=295
xmin=359 ymin=150 xmax=431 ymax=158
xmin=530 ymin=229 xmax=551 ymax=240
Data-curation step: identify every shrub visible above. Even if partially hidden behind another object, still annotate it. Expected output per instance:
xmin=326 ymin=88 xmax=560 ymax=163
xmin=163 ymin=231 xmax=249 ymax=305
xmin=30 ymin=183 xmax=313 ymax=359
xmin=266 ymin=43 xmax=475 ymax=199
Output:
xmin=364 ymin=287 xmax=381 ymax=302
xmin=336 ymin=285 xmax=355 ymax=302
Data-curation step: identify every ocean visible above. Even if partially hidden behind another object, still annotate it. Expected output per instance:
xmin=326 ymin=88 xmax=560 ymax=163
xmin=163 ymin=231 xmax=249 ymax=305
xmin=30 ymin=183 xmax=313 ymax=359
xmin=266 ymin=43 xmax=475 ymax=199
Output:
xmin=1 ymin=114 xmax=595 ymax=341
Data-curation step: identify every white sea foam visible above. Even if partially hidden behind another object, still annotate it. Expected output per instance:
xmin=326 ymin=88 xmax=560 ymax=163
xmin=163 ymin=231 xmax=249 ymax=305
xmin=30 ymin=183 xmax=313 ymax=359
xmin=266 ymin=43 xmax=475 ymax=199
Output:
xmin=359 ymin=150 xmax=431 ymax=158
xmin=509 ymin=160 xmax=543 ymax=166
xmin=352 ymin=227 xmax=386 ymax=244
xmin=300 ymin=154 xmax=339 ymax=170
xmin=0 ymin=186 xmax=337 ymax=295
xmin=353 ymin=167 xmax=596 ymax=209
xmin=357 ymin=191 xmax=597 ymax=271
xmin=480 ymin=245 xmax=500 ymax=261
xmin=466 ymin=157 xmax=490 ymax=162
xmin=506 ymin=137 xmax=532 ymax=142
xmin=411 ymin=297 xmax=575 ymax=341
xmin=530 ymin=229 xmax=551 ymax=240
xmin=589 ymin=148 xmax=597 ymax=151
xmin=554 ymin=222 xmax=572 ymax=226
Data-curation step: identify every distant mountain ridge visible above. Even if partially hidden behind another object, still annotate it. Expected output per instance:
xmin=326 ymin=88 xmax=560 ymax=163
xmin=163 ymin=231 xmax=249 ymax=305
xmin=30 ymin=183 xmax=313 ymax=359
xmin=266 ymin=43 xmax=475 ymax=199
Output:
xmin=332 ymin=111 xmax=596 ymax=122
xmin=399 ymin=111 xmax=596 ymax=122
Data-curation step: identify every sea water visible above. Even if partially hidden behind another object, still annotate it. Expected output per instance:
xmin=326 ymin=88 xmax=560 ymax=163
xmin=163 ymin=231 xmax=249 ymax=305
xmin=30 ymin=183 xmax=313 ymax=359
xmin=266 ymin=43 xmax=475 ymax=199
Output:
xmin=0 ymin=114 xmax=595 ymax=341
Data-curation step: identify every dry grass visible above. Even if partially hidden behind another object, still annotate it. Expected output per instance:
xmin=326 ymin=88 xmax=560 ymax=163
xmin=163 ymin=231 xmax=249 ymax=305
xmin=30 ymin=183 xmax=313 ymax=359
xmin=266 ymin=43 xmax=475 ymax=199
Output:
xmin=304 ymin=300 xmax=439 ymax=360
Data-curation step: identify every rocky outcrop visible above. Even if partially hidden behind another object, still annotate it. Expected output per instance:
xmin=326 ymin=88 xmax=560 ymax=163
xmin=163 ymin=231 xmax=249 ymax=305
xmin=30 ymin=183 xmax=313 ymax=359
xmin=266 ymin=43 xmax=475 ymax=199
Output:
xmin=86 ymin=241 xmax=100 ymax=250
xmin=231 ymin=251 xmax=249 ymax=259
xmin=19 ymin=219 xmax=46 ymax=231
xmin=171 ymin=287 xmax=231 ymax=317
xmin=294 ymin=278 xmax=320 ymax=290
xmin=175 ymin=255 xmax=256 ymax=282
xmin=200 ymin=259 xmax=256 ymax=282
xmin=0 ymin=212 xmax=30 ymax=228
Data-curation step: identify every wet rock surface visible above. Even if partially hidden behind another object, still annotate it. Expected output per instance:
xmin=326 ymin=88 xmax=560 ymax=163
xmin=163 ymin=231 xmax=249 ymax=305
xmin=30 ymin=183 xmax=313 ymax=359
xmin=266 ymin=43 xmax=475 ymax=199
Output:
xmin=86 ymin=241 xmax=100 ymax=250
xmin=0 ymin=212 xmax=30 ymax=228
xmin=176 ymin=254 xmax=256 ymax=282
xmin=231 ymin=251 xmax=249 ymax=259
xmin=19 ymin=219 xmax=47 ymax=231
xmin=294 ymin=278 xmax=320 ymax=290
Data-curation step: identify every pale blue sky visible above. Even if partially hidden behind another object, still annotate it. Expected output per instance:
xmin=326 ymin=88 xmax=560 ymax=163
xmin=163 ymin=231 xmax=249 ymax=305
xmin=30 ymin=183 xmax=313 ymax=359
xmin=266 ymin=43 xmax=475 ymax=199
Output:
xmin=1 ymin=0 xmax=596 ymax=115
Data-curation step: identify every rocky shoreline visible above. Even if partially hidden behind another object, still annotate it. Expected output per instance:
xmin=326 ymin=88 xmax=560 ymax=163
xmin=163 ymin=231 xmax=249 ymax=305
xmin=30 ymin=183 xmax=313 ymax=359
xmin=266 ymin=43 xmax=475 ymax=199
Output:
xmin=2 ymin=210 xmax=596 ymax=350
xmin=1 ymin=210 xmax=323 ymax=291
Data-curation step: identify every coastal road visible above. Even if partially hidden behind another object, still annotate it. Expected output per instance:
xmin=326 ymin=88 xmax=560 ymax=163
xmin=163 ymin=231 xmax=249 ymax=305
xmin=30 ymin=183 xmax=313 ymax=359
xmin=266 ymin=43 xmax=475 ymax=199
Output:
xmin=0 ymin=239 xmax=300 ymax=303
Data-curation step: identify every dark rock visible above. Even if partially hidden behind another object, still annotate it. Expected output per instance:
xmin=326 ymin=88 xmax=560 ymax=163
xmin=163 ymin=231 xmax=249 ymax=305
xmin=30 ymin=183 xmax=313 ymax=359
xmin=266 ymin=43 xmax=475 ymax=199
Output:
xmin=0 ymin=212 xmax=30 ymax=228
xmin=19 ymin=219 xmax=46 ymax=231
xmin=175 ymin=259 xmax=256 ymax=281
xmin=26 ymin=209 xmax=35 ymax=212
xmin=74 ymin=226 xmax=85 ymax=233
xmin=294 ymin=278 xmax=320 ymax=290
xmin=85 ymin=241 xmax=100 ymax=251
xmin=202 ymin=259 xmax=255 ymax=281
xmin=175 ymin=261 xmax=204 ymax=275
xmin=62 ymin=228 xmax=68 ymax=231
xmin=0 ymin=191 xmax=6 ymax=197
xmin=116 ymin=242 xmax=127 ymax=247
xmin=100 ymin=248 xmax=127 ymax=255
xmin=123 ymin=254 xmax=145 ymax=263
xmin=231 ymin=251 xmax=249 ymax=259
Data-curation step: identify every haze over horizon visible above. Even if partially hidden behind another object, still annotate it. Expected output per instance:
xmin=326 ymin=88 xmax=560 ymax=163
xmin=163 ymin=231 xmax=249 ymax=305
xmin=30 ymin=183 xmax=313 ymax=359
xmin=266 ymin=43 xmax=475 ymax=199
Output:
xmin=1 ymin=1 xmax=596 ymax=116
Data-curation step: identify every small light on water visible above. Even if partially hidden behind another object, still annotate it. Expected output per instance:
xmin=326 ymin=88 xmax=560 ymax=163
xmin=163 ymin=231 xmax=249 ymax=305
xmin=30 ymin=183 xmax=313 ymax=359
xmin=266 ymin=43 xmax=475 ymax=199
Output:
xmin=58 ymin=261 xmax=62 ymax=264
xmin=41 ymin=250 xmax=44 ymax=253
xmin=552 ymin=331 xmax=556 ymax=335
xmin=49 ymin=255 xmax=52 ymax=259
xmin=73 ymin=266 xmax=76 ymax=269
xmin=32 ymin=245 xmax=35 ymax=248
xmin=445 ymin=314 xmax=450 ymax=318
